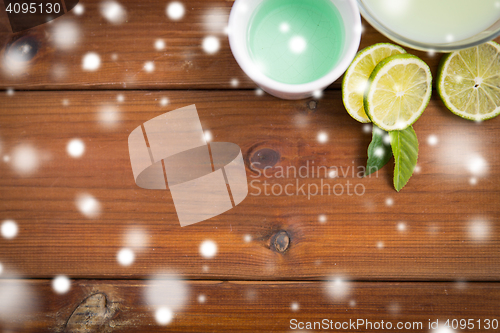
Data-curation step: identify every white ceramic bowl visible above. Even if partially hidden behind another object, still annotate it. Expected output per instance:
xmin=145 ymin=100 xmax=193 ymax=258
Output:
xmin=228 ymin=0 xmax=362 ymax=100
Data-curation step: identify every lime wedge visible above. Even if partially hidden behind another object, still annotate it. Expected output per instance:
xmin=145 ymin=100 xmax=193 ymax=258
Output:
xmin=342 ymin=43 xmax=406 ymax=123
xmin=437 ymin=41 xmax=500 ymax=121
xmin=364 ymin=54 xmax=432 ymax=131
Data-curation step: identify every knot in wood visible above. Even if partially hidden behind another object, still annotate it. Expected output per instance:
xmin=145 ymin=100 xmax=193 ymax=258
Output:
xmin=64 ymin=293 xmax=115 ymax=333
xmin=6 ymin=35 xmax=39 ymax=62
xmin=250 ymin=148 xmax=280 ymax=170
xmin=307 ymin=100 xmax=317 ymax=110
xmin=271 ymin=230 xmax=290 ymax=253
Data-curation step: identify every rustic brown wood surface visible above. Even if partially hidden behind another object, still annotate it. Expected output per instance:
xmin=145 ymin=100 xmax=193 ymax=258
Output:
xmin=0 ymin=90 xmax=498 ymax=280
xmin=0 ymin=0 xmax=499 ymax=331
xmin=3 ymin=279 xmax=500 ymax=332
xmin=0 ymin=0 xmax=498 ymax=90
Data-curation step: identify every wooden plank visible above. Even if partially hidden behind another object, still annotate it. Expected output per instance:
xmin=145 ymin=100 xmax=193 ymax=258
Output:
xmin=0 ymin=90 xmax=499 ymax=280
xmin=0 ymin=0 xmax=499 ymax=90
xmin=2 ymin=279 xmax=500 ymax=332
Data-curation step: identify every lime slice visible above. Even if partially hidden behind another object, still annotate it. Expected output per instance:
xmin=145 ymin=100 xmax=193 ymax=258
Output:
xmin=364 ymin=54 xmax=432 ymax=131
xmin=437 ymin=41 xmax=500 ymax=121
xmin=342 ymin=43 xmax=406 ymax=123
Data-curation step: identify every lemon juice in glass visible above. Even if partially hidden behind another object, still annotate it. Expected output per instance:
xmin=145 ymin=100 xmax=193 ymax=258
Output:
xmin=358 ymin=0 xmax=500 ymax=51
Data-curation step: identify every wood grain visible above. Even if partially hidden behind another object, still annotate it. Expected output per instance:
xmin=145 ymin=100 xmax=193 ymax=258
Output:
xmin=0 ymin=0 xmax=499 ymax=90
xmin=1 ymin=279 xmax=499 ymax=332
xmin=0 ymin=90 xmax=498 ymax=280
xmin=1 ymin=1 xmax=499 ymax=331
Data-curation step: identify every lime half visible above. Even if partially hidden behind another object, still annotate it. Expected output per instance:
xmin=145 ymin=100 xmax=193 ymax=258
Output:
xmin=437 ymin=41 xmax=500 ymax=121
xmin=364 ymin=54 xmax=432 ymax=131
xmin=342 ymin=43 xmax=406 ymax=123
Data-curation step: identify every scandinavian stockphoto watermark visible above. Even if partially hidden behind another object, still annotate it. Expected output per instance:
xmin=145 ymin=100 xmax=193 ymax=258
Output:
xmin=128 ymin=106 xmax=377 ymax=225
xmin=128 ymin=104 xmax=248 ymax=227
xmin=249 ymin=161 xmax=378 ymax=199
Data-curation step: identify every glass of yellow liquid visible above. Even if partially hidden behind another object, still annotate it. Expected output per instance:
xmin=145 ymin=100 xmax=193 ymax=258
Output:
xmin=358 ymin=0 xmax=500 ymax=51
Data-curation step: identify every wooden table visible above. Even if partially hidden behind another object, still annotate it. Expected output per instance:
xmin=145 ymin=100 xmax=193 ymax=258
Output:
xmin=0 ymin=0 xmax=499 ymax=331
